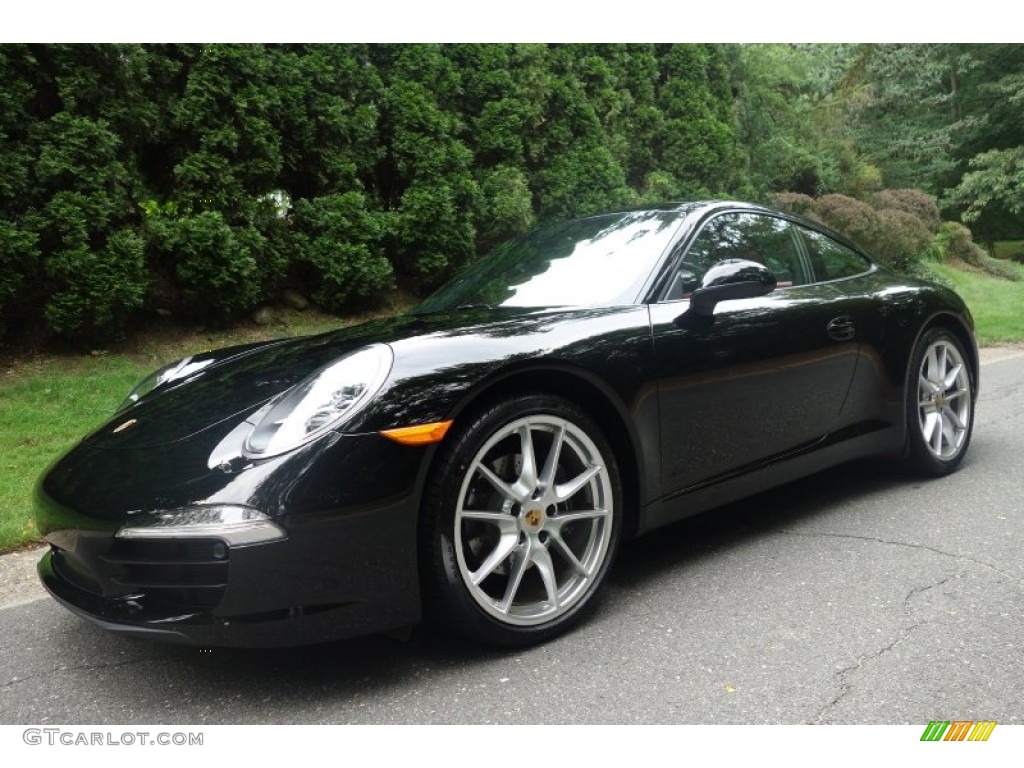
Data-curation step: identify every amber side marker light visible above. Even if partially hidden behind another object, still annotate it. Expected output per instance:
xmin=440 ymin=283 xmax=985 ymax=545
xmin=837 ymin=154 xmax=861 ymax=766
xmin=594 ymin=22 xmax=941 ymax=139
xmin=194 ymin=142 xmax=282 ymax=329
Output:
xmin=380 ymin=420 xmax=453 ymax=446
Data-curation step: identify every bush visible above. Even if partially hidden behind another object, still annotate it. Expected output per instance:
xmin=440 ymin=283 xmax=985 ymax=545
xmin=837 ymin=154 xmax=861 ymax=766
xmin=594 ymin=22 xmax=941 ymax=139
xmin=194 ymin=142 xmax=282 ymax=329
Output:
xmin=938 ymin=221 xmax=987 ymax=266
xmin=873 ymin=209 xmax=934 ymax=271
xmin=0 ymin=221 xmax=37 ymax=308
xmin=394 ymin=179 xmax=479 ymax=281
xmin=871 ymin=189 xmax=941 ymax=233
xmin=768 ymin=192 xmax=816 ymax=217
xmin=978 ymin=256 xmax=1022 ymax=281
xmin=34 ymin=114 xmax=127 ymax=196
xmin=811 ymin=194 xmax=882 ymax=253
xmin=146 ymin=213 xmax=262 ymax=323
xmin=478 ymin=166 xmax=534 ymax=244
xmin=638 ymin=171 xmax=680 ymax=204
xmin=936 ymin=221 xmax=1020 ymax=281
xmin=43 ymin=229 xmax=148 ymax=339
xmin=533 ymin=143 xmax=632 ymax=221
xmin=801 ymin=192 xmax=939 ymax=273
xmin=0 ymin=221 xmax=38 ymax=339
xmin=289 ymin=193 xmax=394 ymax=312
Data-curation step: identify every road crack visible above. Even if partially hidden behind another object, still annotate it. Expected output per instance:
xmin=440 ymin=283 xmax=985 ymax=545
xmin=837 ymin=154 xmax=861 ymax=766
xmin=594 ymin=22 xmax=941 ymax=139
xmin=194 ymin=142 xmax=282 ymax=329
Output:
xmin=778 ymin=530 xmax=1019 ymax=584
xmin=810 ymin=574 xmax=954 ymax=724
xmin=782 ymin=529 xmax=1021 ymax=722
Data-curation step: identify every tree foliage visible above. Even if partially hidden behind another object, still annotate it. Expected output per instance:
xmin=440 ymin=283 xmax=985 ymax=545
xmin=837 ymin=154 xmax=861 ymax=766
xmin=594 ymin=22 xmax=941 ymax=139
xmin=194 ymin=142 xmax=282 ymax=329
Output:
xmin=0 ymin=43 xmax=751 ymax=342
xmin=945 ymin=147 xmax=1024 ymax=224
xmin=842 ymin=44 xmax=1024 ymax=242
xmin=0 ymin=43 xmax=1020 ymax=344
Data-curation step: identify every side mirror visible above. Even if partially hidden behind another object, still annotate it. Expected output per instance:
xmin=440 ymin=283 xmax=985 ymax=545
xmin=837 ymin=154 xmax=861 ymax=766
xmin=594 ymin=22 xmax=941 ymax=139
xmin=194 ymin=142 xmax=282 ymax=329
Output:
xmin=688 ymin=259 xmax=776 ymax=316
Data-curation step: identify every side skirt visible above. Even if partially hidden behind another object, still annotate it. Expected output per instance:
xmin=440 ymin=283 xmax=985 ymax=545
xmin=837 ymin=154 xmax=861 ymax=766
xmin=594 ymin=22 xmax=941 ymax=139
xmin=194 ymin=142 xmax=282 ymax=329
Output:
xmin=636 ymin=424 xmax=901 ymax=535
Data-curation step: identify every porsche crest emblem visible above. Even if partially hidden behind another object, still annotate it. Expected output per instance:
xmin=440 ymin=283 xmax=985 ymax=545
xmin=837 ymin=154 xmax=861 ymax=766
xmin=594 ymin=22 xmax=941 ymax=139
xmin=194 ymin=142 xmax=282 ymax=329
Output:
xmin=112 ymin=419 xmax=138 ymax=434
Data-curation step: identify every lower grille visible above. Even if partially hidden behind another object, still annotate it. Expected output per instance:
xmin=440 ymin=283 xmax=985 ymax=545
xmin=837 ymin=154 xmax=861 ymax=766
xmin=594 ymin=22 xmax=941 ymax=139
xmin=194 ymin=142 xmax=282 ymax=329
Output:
xmin=99 ymin=538 xmax=229 ymax=610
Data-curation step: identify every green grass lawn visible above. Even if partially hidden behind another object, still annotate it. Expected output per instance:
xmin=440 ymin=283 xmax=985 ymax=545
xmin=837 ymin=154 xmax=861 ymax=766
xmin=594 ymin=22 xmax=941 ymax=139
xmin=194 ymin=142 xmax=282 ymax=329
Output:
xmin=930 ymin=261 xmax=1024 ymax=344
xmin=0 ymin=356 xmax=148 ymax=551
xmin=0 ymin=306 xmax=400 ymax=554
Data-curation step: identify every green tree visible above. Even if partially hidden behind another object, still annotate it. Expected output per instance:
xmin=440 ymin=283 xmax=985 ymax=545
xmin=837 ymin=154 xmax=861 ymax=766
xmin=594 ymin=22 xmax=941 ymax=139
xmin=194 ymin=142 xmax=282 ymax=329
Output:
xmin=732 ymin=43 xmax=867 ymax=197
xmin=943 ymin=45 xmax=1024 ymax=241
xmin=374 ymin=45 xmax=481 ymax=282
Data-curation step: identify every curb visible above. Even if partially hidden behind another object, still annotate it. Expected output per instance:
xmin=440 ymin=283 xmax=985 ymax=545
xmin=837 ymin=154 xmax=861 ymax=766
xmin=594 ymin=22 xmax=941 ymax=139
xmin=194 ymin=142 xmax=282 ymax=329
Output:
xmin=0 ymin=545 xmax=47 ymax=610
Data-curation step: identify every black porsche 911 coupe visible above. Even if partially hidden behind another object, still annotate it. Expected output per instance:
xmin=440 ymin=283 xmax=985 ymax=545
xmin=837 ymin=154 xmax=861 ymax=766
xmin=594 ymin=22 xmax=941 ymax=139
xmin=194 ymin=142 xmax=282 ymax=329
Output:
xmin=35 ymin=201 xmax=978 ymax=647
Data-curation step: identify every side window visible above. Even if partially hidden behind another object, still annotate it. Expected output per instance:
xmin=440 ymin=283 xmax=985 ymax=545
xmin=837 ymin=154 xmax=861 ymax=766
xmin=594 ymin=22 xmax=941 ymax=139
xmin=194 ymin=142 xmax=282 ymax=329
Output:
xmin=664 ymin=213 xmax=810 ymax=300
xmin=799 ymin=227 xmax=872 ymax=281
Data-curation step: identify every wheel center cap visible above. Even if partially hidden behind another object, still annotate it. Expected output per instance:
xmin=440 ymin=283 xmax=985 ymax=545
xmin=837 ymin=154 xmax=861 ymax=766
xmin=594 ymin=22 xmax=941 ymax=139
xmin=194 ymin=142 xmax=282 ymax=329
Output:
xmin=523 ymin=508 xmax=545 ymax=530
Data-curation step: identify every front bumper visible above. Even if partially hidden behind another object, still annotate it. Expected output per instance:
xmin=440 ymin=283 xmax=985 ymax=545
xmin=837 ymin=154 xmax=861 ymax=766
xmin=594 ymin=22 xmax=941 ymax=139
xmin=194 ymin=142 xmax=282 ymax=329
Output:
xmin=35 ymin=431 xmax=429 ymax=647
xmin=38 ymin=546 xmax=413 ymax=648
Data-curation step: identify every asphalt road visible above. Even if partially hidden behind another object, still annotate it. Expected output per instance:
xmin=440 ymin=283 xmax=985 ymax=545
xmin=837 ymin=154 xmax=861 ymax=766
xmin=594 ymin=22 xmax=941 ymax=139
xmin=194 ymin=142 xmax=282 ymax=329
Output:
xmin=2 ymin=353 xmax=1022 ymax=725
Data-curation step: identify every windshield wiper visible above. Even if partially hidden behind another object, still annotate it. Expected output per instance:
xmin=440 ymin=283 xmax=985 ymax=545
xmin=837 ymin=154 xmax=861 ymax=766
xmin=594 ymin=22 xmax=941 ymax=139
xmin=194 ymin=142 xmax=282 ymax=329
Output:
xmin=410 ymin=303 xmax=494 ymax=316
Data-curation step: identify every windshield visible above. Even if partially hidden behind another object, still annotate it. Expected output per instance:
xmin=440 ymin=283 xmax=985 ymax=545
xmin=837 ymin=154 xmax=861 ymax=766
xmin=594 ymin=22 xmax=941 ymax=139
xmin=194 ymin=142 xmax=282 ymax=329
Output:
xmin=414 ymin=210 xmax=682 ymax=313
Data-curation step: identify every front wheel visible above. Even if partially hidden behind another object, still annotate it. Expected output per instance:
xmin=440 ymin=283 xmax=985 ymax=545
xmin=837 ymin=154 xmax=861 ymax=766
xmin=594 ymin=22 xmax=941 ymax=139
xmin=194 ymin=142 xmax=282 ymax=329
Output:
xmin=421 ymin=395 xmax=621 ymax=646
xmin=907 ymin=328 xmax=975 ymax=476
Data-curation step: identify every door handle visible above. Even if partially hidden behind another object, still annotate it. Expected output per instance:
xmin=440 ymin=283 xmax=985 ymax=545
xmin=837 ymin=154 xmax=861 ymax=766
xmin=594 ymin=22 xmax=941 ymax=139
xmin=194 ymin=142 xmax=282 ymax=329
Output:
xmin=827 ymin=315 xmax=856 ymax=341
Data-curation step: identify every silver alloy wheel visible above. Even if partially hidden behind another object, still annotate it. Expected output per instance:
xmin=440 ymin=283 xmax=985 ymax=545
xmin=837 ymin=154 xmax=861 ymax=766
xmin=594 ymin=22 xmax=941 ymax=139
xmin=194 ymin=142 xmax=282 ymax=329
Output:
xmin=917 ymin=339 xmax=971 ymax=460
xmin=454 ymin=415 xmax=614 ymax=626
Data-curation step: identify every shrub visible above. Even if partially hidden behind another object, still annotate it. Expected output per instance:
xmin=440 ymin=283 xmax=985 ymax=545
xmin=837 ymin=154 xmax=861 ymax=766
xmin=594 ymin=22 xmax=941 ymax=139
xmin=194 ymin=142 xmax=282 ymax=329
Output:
xmin=638 ymin=171 xmax=680 ymax=204
xmin=873 ymin=209 xmax=934 ymax=271
xmin=936 ymin=221 xmax=1020 ymax=281
xmin=234 ymin=223 xmax=288 ymax=298
xmin=146 ymin=213 xmax=262 ymax=323
xmin=872 ymin=189 xmax=941 ymax=233
xmin=533 ymin=143 xmax=632 ymax=222
xmin=394 ymin=179 xmax=479 ymax=281
xmin=478 ymin=166 xmax=534 ymax=244
xmin=768 ymin=192 xmax=816 ymax=218
xmin=0 ymin=221 xmax=37 ymax=308
xmin=978 ymin=256 xmax=1022 ymax=281
xmin=0 ymin=221 xmax=39 ymax=339
xmin=846 ymin=163 xmax=884 ymax=199
xmin=289 ymin=193 xmax=394 ymax=312
xmin=43 ymin=229 xmax=148 ymax=339
xmin=809 ymin=193 xmax=936 ymax=273
xmin=938 ymin=221 xmax=987 ymax=266
xmin=34 ymin=114 xmax=127 ymax=196
xmin=811 ymin=194 xmax=882 ymax=254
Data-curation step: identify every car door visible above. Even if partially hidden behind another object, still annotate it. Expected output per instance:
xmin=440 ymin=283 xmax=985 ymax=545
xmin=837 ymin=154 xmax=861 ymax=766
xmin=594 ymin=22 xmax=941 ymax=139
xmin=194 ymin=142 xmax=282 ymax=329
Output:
xmin=650 ymin=211 xmax=861 ymax=500
xmin=792 ymin=222 xmax=895 ymax=431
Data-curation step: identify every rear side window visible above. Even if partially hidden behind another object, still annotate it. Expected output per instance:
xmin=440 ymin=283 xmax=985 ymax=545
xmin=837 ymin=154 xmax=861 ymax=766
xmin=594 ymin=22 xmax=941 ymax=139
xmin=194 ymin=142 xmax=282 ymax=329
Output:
xmin=799 ymin=227 xmax=872 ymax=281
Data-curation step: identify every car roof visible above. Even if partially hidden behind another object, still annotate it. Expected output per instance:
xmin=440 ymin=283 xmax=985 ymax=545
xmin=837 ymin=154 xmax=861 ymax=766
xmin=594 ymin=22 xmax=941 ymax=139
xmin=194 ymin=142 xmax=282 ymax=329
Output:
xmin=590 ymin=200 xmax=795 ymax=221
xmin=622 ymin=200 xmax=873 ymax=260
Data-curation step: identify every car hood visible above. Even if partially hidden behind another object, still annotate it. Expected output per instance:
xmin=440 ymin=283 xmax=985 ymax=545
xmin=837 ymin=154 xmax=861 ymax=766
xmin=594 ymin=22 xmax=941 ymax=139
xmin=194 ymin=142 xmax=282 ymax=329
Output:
xmin=83 ymin=308 xmax=540 ymax=450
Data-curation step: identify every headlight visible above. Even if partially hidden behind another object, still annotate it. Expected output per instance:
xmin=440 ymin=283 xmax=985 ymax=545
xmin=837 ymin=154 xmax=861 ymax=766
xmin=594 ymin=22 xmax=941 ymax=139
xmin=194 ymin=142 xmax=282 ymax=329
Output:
xmin=118 ymin=356 xmax=214 ymax=412
xmin=244 ymin=343 xmax=393 ymax=458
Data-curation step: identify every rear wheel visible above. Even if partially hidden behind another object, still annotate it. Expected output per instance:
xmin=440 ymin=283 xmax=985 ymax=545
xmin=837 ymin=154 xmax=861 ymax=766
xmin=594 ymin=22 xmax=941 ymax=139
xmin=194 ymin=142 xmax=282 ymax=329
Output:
xmin=907 ymin=329 xmax=975 ymax=476
xmin=421 ymin=394 xmax=621 ymax=646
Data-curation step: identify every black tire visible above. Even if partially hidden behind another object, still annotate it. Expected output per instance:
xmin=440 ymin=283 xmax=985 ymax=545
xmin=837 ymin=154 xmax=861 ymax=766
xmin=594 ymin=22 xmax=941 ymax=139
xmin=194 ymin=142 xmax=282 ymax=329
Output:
xmin=420 ymin=394 xmax=622 ymax=646
xmin=906 ymin=328 xmax=975 ymax=476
